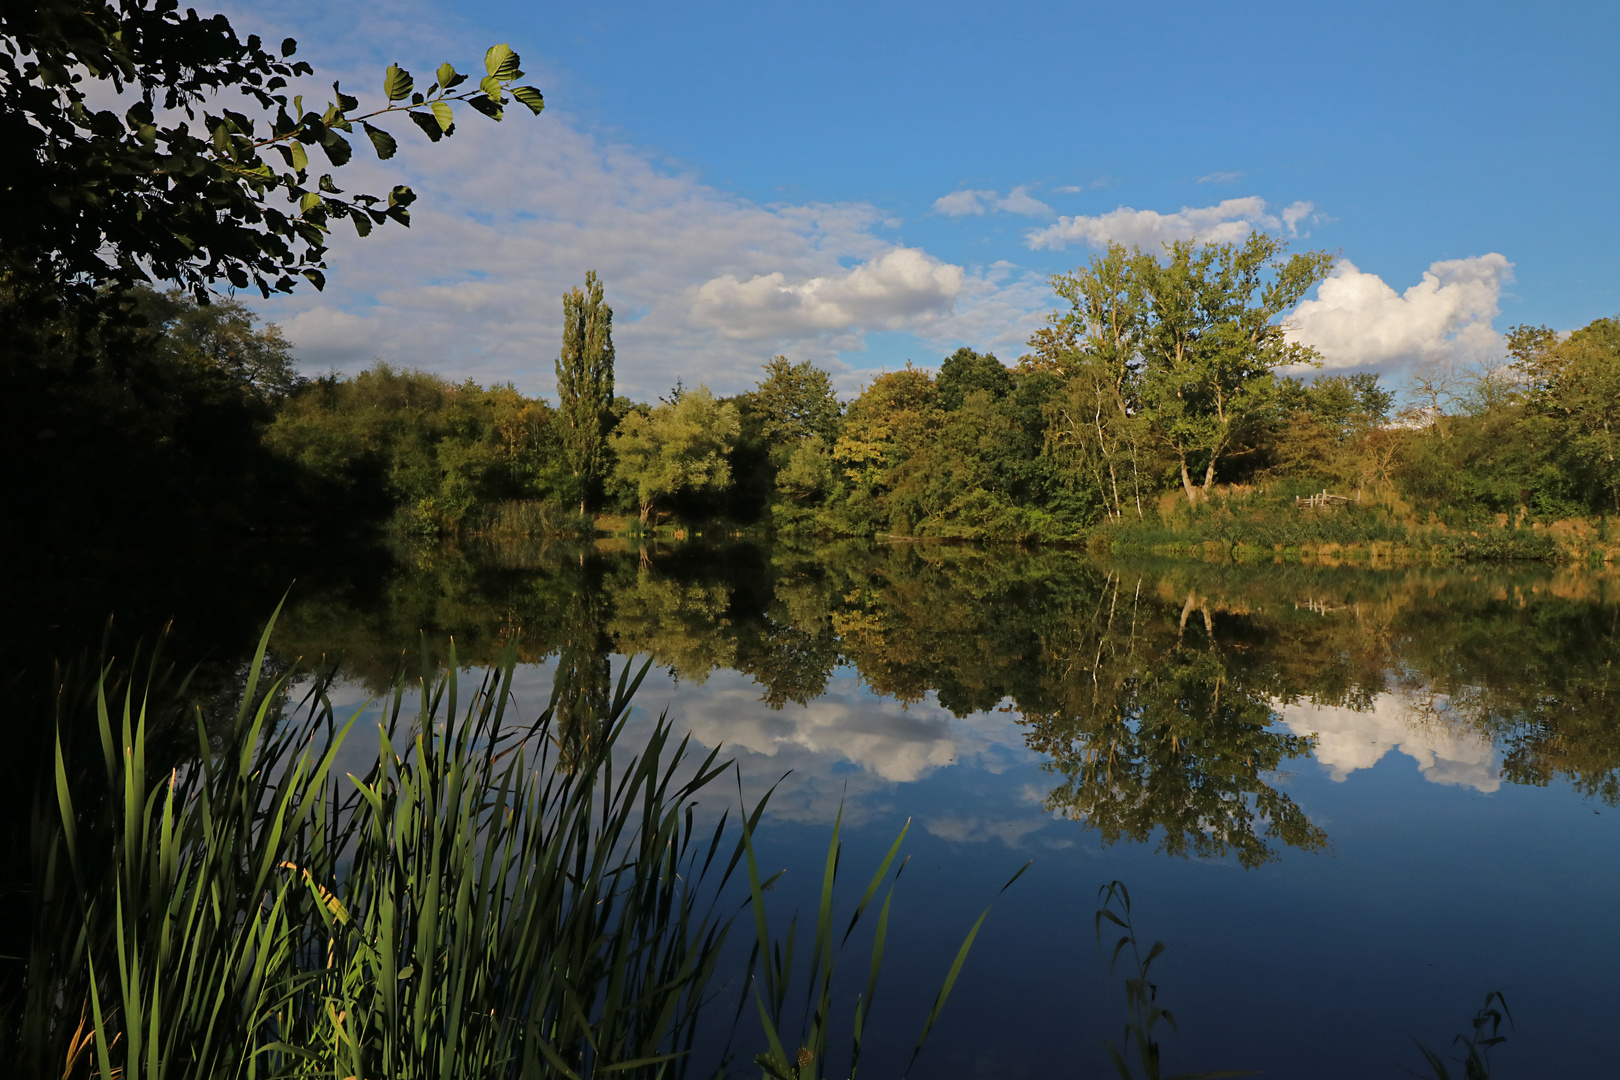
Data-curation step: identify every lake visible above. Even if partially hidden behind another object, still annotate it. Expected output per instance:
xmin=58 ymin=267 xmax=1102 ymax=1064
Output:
xmin=273 ymin=538 xmax=1620 ymax=1078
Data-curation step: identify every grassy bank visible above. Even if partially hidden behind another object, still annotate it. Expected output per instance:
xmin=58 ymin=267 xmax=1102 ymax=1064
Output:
xmin=1089 ymin=484 xmax=1619 ymax=565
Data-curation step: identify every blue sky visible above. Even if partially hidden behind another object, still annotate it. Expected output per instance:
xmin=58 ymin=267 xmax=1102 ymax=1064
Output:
xmin=245 ymin=0 xmax=1619 ymax=399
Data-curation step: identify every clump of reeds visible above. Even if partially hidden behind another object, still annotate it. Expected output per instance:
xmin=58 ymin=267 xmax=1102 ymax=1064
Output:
xmin=1414 ymin=991 xmax=1512 ymax=1080
xmin=6 ymin=610 xmax=994 ymax=1080
xmin=475 ymin=500 xmax=595 ymax=539
xmin=7 ymin=607 xmax=743 ymax=1079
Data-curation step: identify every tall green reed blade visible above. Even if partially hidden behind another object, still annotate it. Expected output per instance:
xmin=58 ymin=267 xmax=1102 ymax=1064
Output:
xmin=742 ymin=799 xmax=1022 ymax=1080
xmin=901 ymin=859 xmax=1030 ymax=1080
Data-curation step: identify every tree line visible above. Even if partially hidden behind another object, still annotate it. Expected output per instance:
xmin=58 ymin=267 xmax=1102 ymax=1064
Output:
xmin=4 ymin=0 xmax=1616 ymax=558
xmin=250 ymin=240 xmax=1620 ymax=542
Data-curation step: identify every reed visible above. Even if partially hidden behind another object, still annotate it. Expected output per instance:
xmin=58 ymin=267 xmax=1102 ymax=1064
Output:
xmin=6 ymin=608 xmax=994 ymax=1080
xmin=473 ymin=500 xmax=595 ymax=539
xmin=1094 ymin=882 xmax=1251 ymax=1080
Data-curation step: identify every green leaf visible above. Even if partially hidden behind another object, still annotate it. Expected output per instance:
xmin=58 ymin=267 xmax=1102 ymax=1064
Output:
xmin=318 ymin=173 xmax=341 ymax=194
xmin=299 ymin=191 xmax=322 ymax=213
xmin=384 ymin=63 xmax=414 ymax=101
xmin=484 ymin=43 xmax=522 ymax=80
xmin=436 ymin=62 xmax=466 ymax=89
xmin=388 ymin=185 xmax=417 ymax=208
xmin=289 ymin=141 xmax=308 ymax=170
xmin=319 ymin=133 xmax=351 ymax=166
xmin=408 ymin=112 xmax=444 ymax=142
xmin=302 ymin=268 xmax=327 ymax=290
xmin=333 ymin=82 xmax=358 ymax=112
xmin=363 ymin=123 xmax=398 ymax=160
xmin=430 ymin=100 xmax=454 ymax=131
xmin=466 ymin=95 xmax=503 ymax=121
xmin=280 ymin=37 xmax=297 ymax=58
xmin=479 ymin=74 xmax=504 ymax=100
xmin=351 ymin=213 xmax=372 ymax=238
xmin=510 ymin=86 xmax=545 ymax=115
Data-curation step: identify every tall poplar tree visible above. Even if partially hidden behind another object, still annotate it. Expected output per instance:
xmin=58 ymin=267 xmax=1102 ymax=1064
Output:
xmin=555 ymin=270 xmax=615 ymax=514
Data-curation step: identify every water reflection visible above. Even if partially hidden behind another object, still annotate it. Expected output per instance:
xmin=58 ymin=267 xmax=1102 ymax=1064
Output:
xmin=275 ymin=539 xmax=1620 ymax=865
xmin=1279 ymin=696 xmax=1502 ymax=791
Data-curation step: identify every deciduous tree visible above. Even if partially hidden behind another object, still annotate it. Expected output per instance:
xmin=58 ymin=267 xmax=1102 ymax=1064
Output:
xmin=749 ymin=356 xmax=842 ymax=444
xmin=1133 ymin=234 xmax=1333 ymax=504
xmin=609 ymin=385 xmax=739 ymax=525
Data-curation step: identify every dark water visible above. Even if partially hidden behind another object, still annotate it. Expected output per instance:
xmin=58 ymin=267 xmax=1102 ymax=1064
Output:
xmin=277 ymin=540 xmax=1619 ymax=1077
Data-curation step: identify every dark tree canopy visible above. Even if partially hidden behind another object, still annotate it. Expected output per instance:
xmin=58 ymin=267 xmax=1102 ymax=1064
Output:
xmin=937 ymin=347 xmax=1012 ymax=410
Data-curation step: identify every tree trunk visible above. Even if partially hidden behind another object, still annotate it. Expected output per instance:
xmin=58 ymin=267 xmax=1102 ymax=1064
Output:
xmin=1201 ymin=453 xmax=1218 ymax=494
xmin=1179 ymin=457 xmax=1198 ymax=506
xmin=639 ymin=501 xmax=651 ymax=527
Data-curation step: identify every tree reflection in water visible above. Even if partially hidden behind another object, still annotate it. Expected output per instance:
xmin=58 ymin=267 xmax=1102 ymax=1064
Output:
xmin=273 ymin=539 xmax=1620 ymax=866
xmin=1023 ymin=574 xmax=1326 ymax=868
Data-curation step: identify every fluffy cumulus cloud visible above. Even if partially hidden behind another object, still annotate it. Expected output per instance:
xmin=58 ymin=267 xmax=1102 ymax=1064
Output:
xmin=931 ymin=185 xmax=1053 ymax=218
xmin=1276 ymin=693 xmax=1501 ymax=791
xmin=1286 ymin=254 xmax=1513 ymax=370
xmin=1025 ymin=196 xmax=1318 ymax=251
xmin=691 ymin=247 xmax=965 ymax=339
xmin=255 ymin=110 xmax=961 ymax=399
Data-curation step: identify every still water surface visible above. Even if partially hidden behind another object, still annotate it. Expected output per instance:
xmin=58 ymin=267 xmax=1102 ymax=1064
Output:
xmin=276 ymin=540 xmax=1620 ymax=1078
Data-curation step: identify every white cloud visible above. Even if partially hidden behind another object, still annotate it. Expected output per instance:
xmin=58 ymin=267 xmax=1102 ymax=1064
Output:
xmin=217 ymin=1 xmax=1061 ymax=399
xmin=932 ymin=189 xmax=997 ymax=217
xmin=1276 ymin=693 xmax=1500 ymax=792
xmin=1197 ymin=170 xmax=1246 ymax=184
xmin=925 ymin=814 xmax=1051 ymax=846
xmin=630 ymin=669 xmax=1037 ymax=824
xmin=931 ymin=185 xmax=1053 ymax=219
xmin=910 ymin=264 xmax=1052 ymax=361
xmin=1025 ymin=196 xmax=1318 ymax=251
xmin=691 ymin=247 xmax=965 ymax=339
xmin=996 ymin=185 xmax=1054 ymax=217
xmin=1286 ymin=254 xmax=1513 ymax=370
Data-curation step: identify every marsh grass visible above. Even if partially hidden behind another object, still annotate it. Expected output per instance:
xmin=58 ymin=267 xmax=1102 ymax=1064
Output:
xmin=9 ymin=606 xmax=755 ymax=1079
xmin=1094 ymin=486 xmax=1562 ymax=562
xmin=5 ymin=607 xmax=999 ymax=1080
xmin=472 ymin=501 xmax=595 ymax=539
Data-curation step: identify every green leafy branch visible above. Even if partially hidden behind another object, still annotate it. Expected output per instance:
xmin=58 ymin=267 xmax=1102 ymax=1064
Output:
xmin=199 ymin=42 xmax=543 ymax=283
xmin=3 ymin=1 xmax=547 ymax=302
